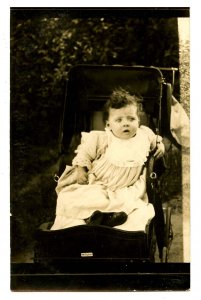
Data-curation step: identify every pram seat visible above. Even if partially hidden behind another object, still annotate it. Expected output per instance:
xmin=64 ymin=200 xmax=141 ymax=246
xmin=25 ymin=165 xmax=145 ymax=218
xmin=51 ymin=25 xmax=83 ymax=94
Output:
xmin=34 ymin=65 xmax=174 ymax=266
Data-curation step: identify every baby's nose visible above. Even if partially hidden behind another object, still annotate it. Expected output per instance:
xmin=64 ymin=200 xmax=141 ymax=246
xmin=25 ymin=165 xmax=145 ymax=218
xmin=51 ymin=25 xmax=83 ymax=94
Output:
xmin=123 ymin=121 xmax=129 ymax=126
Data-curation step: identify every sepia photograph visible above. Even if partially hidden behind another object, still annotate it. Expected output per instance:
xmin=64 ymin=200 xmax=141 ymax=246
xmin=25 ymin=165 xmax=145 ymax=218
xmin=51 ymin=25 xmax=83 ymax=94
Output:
xmin=9 ymin=6 xmax=190 ymax=291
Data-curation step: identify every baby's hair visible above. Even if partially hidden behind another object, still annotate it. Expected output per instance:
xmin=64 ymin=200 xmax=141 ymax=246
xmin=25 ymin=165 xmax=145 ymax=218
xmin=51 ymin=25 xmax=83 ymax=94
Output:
xmin=103 ymin=87 xmax=142 ymax=122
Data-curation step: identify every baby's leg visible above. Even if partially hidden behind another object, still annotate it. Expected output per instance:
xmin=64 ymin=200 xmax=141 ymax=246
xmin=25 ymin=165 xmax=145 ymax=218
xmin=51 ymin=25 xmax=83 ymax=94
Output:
xmin=115 ymin=204 xmax=155 ymax=231
xmin=85 ymin=210 xmax=127 ymax=227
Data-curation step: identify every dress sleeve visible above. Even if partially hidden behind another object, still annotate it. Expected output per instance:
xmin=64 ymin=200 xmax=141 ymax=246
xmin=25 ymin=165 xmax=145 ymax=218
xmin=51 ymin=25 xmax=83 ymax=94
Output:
xmin=140 ymin=125 xmax=163 ymax=150
xmin=72 ymin=131 xmax=99 ymax=170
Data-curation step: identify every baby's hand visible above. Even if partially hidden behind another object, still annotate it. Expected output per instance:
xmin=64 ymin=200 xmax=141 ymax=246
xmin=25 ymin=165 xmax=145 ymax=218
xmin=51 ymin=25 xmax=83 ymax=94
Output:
xmin=77 ymin=166 xmax=88 ymax=184
xmin=154 ymin=141 xmax=165 ymax=160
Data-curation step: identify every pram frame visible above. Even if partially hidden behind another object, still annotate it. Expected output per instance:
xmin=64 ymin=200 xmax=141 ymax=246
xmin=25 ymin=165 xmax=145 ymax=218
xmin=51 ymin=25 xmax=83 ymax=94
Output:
xmin=34 ymin=64 xmax=174 ymax=268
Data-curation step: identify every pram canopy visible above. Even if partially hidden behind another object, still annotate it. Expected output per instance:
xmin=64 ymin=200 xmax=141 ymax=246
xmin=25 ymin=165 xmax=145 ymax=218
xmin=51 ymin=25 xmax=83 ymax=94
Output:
xmin=61 ymin=66 xmax=171 ymax=143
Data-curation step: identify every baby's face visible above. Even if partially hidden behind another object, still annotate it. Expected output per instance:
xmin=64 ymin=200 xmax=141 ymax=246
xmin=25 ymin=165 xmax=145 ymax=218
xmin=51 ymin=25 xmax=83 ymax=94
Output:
xmin=106 ymin=105 xmax=139 ymax=139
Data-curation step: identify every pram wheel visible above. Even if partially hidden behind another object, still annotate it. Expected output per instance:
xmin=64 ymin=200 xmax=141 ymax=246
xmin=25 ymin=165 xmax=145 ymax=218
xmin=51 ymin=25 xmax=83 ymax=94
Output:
xmin=149 ymin=225 xmax=157 ymax=262
xmin=161 ymin=247 xmax=168 ymax=263
xmin=161 ymin=206 xmax=173 ymax=262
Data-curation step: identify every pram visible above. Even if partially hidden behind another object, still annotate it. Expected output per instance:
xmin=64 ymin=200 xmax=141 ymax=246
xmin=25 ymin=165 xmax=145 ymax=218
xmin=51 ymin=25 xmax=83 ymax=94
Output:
xmin=34 ymin=65 xmax=175 ymax=270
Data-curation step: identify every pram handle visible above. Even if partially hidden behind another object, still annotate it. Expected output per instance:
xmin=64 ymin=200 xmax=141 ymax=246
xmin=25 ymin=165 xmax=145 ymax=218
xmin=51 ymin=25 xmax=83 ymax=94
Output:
xmin=154 ymin=66 xmax=178 ymax=90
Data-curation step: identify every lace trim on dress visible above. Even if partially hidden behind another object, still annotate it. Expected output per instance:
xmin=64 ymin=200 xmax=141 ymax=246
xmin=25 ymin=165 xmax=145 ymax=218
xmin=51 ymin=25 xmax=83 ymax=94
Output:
xmin=105 ymin=128 xmax=151 ymax=167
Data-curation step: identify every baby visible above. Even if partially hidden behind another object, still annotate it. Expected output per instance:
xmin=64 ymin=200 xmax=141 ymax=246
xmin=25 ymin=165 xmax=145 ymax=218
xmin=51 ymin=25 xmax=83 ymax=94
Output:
xmin=51 ymin=88 xmax=165 ymax=230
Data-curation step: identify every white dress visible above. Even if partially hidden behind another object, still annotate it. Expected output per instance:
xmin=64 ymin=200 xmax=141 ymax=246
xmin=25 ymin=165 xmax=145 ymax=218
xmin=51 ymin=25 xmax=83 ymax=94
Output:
xmin=51 ymin=126 xmax=161 ymax=231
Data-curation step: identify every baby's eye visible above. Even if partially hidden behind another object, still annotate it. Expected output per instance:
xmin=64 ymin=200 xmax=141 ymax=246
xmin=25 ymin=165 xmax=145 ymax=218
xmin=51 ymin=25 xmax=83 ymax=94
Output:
xmin=115 ymin=118 xmax=122 ymax=123
xmin=128 ymin=117 xmax=136 ymax=121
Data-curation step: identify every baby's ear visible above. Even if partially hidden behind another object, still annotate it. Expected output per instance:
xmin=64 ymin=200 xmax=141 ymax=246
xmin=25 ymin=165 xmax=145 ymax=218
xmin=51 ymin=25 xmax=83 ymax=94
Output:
xmin=106 ymin=121 xmax=110 ymax=127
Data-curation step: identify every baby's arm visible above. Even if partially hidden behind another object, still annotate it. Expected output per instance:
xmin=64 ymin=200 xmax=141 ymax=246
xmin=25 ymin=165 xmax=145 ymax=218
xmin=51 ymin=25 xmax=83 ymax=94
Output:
xmin=72 ymin=131 xmax=100 ymax=184
xmin=77 ymin=166 xmax=88 ymax=184
xmin=141 ymin=126 xmax=165 ymax=159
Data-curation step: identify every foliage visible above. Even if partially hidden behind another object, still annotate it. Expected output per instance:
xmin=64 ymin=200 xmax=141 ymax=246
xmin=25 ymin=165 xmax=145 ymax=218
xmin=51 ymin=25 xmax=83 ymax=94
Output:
xmin=11 ymin=15 xmax=179 ymax=145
